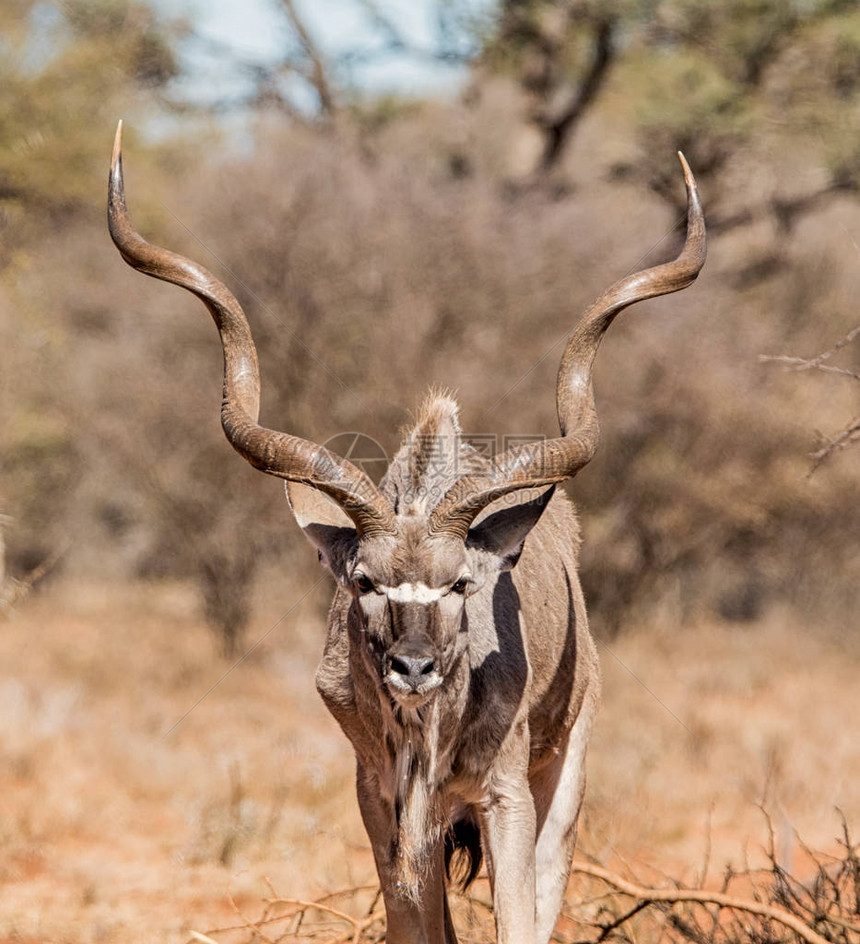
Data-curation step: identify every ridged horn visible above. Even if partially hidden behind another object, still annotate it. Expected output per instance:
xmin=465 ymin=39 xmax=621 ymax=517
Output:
xmin=430 ymin=152 xmax=706 ymax=540
xmin=107 ymin=121 xmax=397 ymax=538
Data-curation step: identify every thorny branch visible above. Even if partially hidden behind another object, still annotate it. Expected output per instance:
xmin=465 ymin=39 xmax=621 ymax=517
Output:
xmin=761 ymin=325 xmax=860 ymax=472
xmin=348 ymin=0 xmax=472 ymax=64
xmin=192 ymin=880 xmax=386 ymax=944
xmin=0 ymin=529 xmax=69 ymax=615
xmin=280 ymin=0 xmax=336 ymax=117
xmin=534 ymin=16 xmax=616 ymax=175
xmin=189 ymin=819 xmax=860 ymax=943
xmin=569 ymin=861 xmax=833 ymax=944
xmin=760 ymin=325 xmax=860 ymax=381
xmin=808 ymin=417 xmax=860 ymax=473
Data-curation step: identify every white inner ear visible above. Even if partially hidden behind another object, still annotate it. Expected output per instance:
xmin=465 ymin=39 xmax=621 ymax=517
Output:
xmin=285 ymin=481 xmax=354 ymax=530
xmin=471 ymin=485 xmax=553 ymax=526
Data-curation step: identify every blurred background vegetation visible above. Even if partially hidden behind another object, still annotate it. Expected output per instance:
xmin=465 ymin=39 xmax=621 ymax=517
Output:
xmin=1 ymin=0 xmax=857 ymax=654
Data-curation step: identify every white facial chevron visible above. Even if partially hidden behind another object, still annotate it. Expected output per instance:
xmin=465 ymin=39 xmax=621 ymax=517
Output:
xmin=381 ymin=582 xmax=444 ymax=604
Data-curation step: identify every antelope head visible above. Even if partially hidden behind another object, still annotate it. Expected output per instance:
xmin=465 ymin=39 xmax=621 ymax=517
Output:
xmin=285 ymin=401 xmax=560 ymax=708
xmin=107 ymin=121 xmax=705 ymax=709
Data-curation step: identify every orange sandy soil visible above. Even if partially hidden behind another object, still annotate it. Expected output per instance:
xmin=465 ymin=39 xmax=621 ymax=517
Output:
xmin=0 ymin=578 xmax=857 ymax=942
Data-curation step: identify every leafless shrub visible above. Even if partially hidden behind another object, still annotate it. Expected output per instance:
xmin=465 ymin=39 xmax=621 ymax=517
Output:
xmin=558 ymin=815 xmax=860 ymax=944
xmin=190 ymin=817 xmax=860 ymax=944
xmin=4 ymin=89 xmax=858 ymax=647
xmin=189 ymin=880 xmax=388 ymax=944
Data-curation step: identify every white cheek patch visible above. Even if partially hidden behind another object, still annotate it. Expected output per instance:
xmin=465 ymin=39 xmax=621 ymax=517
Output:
xmin=381 ymin=582 xmax=444 ymax=604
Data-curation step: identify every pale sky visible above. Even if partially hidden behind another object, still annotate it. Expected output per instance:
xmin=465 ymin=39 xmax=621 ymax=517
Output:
xmin=159 ymin=0 xmax=484 ymax=107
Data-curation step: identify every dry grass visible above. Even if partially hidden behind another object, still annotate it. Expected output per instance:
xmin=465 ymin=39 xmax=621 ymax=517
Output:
xmin=0 ymin=578 xmax=857 ymax=942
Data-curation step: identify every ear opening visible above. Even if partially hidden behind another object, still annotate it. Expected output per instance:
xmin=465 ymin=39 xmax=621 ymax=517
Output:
xmin=466 ymin=486 xmax=555 ymax=571
xmin=286 ymin=482 xmax=358 ymax=580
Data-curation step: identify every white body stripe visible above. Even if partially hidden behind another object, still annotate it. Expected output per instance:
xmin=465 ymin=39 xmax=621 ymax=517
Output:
xmin=382 ymin=582 xmax=444 ymax=604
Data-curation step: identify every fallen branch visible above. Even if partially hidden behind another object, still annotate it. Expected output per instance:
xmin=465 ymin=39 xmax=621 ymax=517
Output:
xmin=262 ymin=895 xmax=385 ymax=943
xmin=570 ymin=860 xmax=834 ymax=944
xmin=194 ymin=880 xmax=387 ymax=944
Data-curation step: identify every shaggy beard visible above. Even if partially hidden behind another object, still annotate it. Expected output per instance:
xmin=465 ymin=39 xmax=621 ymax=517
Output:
xmin=390 ymin=700 xmax=446 ymax=902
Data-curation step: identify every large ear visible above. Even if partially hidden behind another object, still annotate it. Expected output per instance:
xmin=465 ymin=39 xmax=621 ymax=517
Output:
xmin=466 ymin=486 xmax=555 ymax=571
xmin=285 ymin=482 xmax=358 ymax=582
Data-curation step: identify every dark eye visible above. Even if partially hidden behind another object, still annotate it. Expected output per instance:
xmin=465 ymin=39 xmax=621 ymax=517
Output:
xmin=451 ymin=577 xmax=470 ymax=595
xmin=354 ymin=573 xmax=376 ymax=595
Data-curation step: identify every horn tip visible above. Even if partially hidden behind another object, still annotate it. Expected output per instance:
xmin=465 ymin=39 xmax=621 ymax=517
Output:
xmin=677 ymin=151 xmax=704 ymax=232
xmin=111 ymin=120 xmax=124 ymax=175
xmin=677 ymin=151 xmax=695 ymax=189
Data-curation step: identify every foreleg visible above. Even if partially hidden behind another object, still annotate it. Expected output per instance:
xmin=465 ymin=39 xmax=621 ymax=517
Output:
xmin=355 ymin=760 xmax=455 ymax=944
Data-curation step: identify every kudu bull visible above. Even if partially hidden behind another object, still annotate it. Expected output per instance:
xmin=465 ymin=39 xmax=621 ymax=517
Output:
xmin=108 ymin=121 xmax=705 ymax=943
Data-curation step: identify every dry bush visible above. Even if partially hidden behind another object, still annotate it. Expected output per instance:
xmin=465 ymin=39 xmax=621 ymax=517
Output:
xmin=4 ymin=88 xmax=858 ymax=647
xmin=146 ymin=110 xmax=860 ymax=636
xmin=189 ymin=817 xmax=860 ymax=944
xmin=561 ymin=816 xmax=860 ymax=944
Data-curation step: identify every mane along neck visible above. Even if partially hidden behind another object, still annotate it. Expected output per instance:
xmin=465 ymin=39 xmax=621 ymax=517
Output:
xmin=381 ymin=394 xmax=489 ymax=517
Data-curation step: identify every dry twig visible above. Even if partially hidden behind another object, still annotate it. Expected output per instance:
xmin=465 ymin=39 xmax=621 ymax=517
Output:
xmin=570 ymin=860 xmax=835 ymax=944
xmin=192 ymin=820 xmax=860 ymax=943
xmin=760 ymin=325 xmax=860 ymax=472
xmin=0 ymin=536 xmax=69 ymax=615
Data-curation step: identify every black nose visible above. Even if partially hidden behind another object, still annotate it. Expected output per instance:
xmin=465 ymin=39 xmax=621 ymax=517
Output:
xmin=390 ymin=654 xmax=437 ymax=684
